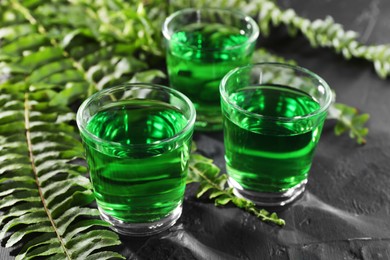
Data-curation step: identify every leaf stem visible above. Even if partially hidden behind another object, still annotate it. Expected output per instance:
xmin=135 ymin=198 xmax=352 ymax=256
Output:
xmin=24 ymin=93 xmax=72 ymax=259
xmin=189 ymin=164 xmax=285 ymax=226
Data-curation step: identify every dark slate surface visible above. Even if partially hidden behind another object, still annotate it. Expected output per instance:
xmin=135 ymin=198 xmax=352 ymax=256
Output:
xmin=119 ymin=0 xmax=390 ymax=259
xmin=2 ymin=0 xmax=390 ymax=259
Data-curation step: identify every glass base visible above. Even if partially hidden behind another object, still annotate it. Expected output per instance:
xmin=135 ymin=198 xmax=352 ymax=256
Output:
xmin=98 ymin=204 xmax=182 ymax=236
xmin=228 ymin=177 xmax=307 ymax=206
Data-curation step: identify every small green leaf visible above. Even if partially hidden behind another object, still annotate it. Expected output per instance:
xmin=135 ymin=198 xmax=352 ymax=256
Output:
xmin=67 ymin=230 xmax=122 ymax=259
xmin=20 ymin=47 xmax=63 ymax=71
xmin=334 ymin=122 xmax=347 ymax=136
xmin=28 ymin=60 xmax=75 ymax=83
xmin=193 ymin=161 xmax=220 ymax=180
xmin=50 ymin=82 xmax=89 ymax=106
xmin=85 ymin=251 xmax=126 ymax=260
xmin=0 ymin=211 xmax=48 ymax=240
xmin=215 ymin=195 xmax=233 ymax=206
xmin=0 ymin=62 xmax=30 ymax=75
xmin=189 ymin=146 xmax=285 ymax=226
xmin=0 ymin=24 xmax=37 ymax=41
xmin=6 ymin=222 xmax=53 ymax=247
xmin=50 ymin=190 xmax=95 ymax=218
xmin=352 ymin=113 xmax=370 ymax=125
xmin=329 ymin=103 xmax=369 ymax=144
xmin=0 ymin=203 xmax=43 ymax=226
xmin=1 ymin=34 xmax=48 ymax=56
xmin=209 ymin=190 xmax=226 ymax=199
xmin=55 ymin=207 xmax=100 ymax=236
xmin=0 ymin=186 xmax=36 ymax=197
xmin=15 ymin=234 xmax=58 ymax=260
xmin=64 ymin=219 xmax=111 ymax=241
xmin=196 ymin=183 xmax=213 ymax=198
xmin=20 ymin=242 xmax=63 ymax=259
xmin=0 ymin=191 xmax=41 ymax=209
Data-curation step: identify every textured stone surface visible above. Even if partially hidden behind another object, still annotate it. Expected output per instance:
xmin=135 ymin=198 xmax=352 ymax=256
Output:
xmin=118 ymin=1 xmax=390 ymax=259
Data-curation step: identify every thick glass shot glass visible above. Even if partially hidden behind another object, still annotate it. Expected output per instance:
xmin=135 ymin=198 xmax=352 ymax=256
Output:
xmin=220 ymin=63 xmax=332 ymax=206
xmin=76 ymin=83 xmax=196 ymax=236
xmin=163 ymin=8 xmax=259 ymax=131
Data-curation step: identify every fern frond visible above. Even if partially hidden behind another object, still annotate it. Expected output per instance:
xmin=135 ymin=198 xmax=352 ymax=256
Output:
xmin=188 ymin=153 xmax=285 ymax=226
xmin=0 ymin=86 xmax=124 ymax=259
xmin=1 ymin=0 xmax=164 ymax=106
xmin=327 ymin=103 xmax=369 ymax=144
xmin=255 ymin=2 xmax=390 ymax=79
xmin=0 ymin=5 xmax=166 ymax=256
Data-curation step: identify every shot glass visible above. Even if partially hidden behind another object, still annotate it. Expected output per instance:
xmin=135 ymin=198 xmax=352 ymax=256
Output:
xmin=220 ymin=63 xmax=332 ymax=206
xmin=76 ymin=83 xmax=196 ymax=236
xmin=163 ymin=8 xmax=259 ymax=131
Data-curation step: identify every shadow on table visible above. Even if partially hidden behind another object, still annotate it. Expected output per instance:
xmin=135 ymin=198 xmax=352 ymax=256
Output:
xmin=119 ymin=190 xmax=390 ymax=259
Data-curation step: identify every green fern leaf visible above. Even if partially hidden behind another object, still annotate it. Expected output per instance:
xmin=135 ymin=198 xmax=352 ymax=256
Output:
xmin=67 ymin=230 xmax=122 ymax=259
xmin=6 ymin=222 xmax=54 ymax=247
xmin=84 ymin=251 xmax=126 ymax=260
xmin=21 ymin=243 xmax=65 ymax=260
xmin=15 ymin=234 xmax=58 ymax=260
xmin=188 ymin=148 xmax=285 ymax=226
xmin=64 ymin=219 xmax=112 ymax=241
xmin=0 ymin=0 xmax=161 ymax=108
xmin=0 ymin=86 xmax=124 ymax=259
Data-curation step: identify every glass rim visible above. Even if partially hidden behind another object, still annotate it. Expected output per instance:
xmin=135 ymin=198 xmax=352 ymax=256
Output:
xmin=219 ymin=62 xmax=333 ymax=122
xmin=162 ymin=7 xmax=260 ymax=52
xmin=76 ymin=83 xmax=196 ymax=149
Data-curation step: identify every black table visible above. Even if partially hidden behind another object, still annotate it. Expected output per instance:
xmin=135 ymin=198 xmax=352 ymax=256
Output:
xmin=2 ymin=0 xmax=390 ymax=259
xmin=122 ymin=1 xmax=390 ymax=259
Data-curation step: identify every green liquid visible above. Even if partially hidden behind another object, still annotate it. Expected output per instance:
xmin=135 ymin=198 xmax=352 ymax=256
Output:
xmin=167 ymin=23 xmax=254 ymax=129
xmin=222 ymin=85 xmax=324 ymax=193
xmin=83 ymin=100 xmax=191 ymax=222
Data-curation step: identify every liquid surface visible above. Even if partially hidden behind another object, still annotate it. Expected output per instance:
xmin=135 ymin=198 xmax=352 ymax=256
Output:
xmin=222 ymin=85 xmax=324 ymax=192
xmin=167 ymin=23 xmax=254 ymax=129
xmin=83 ymin=100 xmax=191 ymax=222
